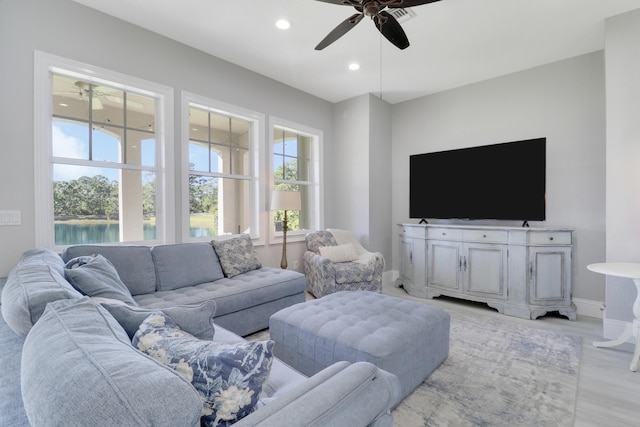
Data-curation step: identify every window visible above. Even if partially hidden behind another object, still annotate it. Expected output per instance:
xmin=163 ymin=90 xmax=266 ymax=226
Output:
xmin=271 ymin=120 xmax=322 ymax=240
xmin=183 ymin=94 xmax=262 ymax=240
xmin=35 ymin=52 xmax=174 ymax=248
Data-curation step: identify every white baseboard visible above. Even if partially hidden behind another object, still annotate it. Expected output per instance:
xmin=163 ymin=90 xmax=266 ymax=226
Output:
xmin=573 ymin=298 xmax=603 ymax=319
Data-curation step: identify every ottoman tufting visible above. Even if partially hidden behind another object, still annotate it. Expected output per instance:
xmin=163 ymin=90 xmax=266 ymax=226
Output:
xmin=269 ymin=291 xmax=450 ymax=404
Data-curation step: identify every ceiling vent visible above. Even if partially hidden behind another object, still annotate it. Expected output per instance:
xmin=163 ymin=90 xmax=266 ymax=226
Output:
xmin=388 ymin=7 xmax=416 ymax=23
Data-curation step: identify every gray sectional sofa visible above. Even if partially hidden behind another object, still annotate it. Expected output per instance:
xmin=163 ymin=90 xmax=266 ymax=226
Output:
xmin=0 ymin=236 xmax=401 ymax=427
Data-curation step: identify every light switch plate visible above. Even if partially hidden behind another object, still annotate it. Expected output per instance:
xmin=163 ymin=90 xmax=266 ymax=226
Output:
xmin=0 ymin=210 xmax=21 ymax=226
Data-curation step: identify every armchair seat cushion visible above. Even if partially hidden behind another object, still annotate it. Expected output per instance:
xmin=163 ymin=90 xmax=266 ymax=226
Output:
xmin=334 ymin=262 xmax=375 ymax=284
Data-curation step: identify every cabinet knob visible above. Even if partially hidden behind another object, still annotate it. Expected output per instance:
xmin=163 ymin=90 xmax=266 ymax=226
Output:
xmin=483 ymin=234 xmax=487 ymax=238
xmin=549 ymin=237 xmax=554 ymax=241
xmin=442 ymin=232 xmax=446 ymax=236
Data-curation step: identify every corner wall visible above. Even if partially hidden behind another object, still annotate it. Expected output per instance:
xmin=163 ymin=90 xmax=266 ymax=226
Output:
xmin=329 ymin=94 xmax=393 ymax=264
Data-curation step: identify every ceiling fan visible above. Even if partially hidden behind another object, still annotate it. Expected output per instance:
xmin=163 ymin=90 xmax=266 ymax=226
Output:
xmin=314 ymin=0 xmax=442 ymax=50
xmin=54 ymin=80 xmax=144 ymax=110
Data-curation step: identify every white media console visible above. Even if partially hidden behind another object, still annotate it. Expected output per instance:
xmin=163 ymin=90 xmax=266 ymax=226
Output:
xmin=396 ymin=224 xmax=576 ymax=320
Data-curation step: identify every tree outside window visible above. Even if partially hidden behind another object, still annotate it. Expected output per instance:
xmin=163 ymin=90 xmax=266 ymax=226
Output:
xmin=188 ymin=106 xmax=252 ymax=237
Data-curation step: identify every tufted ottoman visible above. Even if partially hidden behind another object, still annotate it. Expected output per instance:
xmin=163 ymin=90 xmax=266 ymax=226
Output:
xmin=269 ymin=291 xmax=450 ymax=404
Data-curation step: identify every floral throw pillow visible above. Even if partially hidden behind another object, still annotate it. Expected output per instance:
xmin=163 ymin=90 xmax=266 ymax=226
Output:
xmin=133 ymin=312 xmax=274 ymax=427
xmin=211 ymin=234 xmax=262 ymax=278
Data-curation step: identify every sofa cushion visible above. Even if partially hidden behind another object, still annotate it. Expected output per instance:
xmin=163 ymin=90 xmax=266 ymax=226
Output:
xmin=133 ymin=267 xmax=305 ymax=317
xmin=100 ymin=299 xmax=216 ymax=340
xmin=212 ymin=234 xmax=262 ymax=278
xmin=133 ymin=312 xmax=274 ymax=427
xmin=61 ymin=245 xmax=156 ymax=296
xmin=21 ymin=298 xmax=202 ymax=427
xmin=151 ymin=243 xmax=224 ymax=291
xmin=64 ymin=255 xmax=138 ymax=305
xmin=1 ymin=248 xmax=81 ymax=337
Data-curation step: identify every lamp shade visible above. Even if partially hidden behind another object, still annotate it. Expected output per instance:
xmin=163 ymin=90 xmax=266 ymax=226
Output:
xmin=270 ymin=190 xmax=301 ymax=211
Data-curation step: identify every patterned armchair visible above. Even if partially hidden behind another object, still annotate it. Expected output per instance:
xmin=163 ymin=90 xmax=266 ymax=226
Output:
xmin=303 ymin=230 xmax=384 ymax=298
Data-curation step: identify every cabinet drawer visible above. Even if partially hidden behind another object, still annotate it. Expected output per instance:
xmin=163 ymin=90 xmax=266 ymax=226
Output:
xmin=529 ymin=231 xmax=571 ymax=245
xmin=462 ymin=229 xmax=508 ymax=243
xmin=427 ymin=227 xmax=462 ymax=241
xmin=402 ymin=225 xmax=427 ymax=238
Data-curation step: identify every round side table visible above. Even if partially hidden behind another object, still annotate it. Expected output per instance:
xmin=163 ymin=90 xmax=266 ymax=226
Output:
xmin=588 ymin=262 xmax=640 ymax=372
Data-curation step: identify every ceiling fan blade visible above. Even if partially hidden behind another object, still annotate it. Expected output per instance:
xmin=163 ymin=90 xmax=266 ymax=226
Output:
xmin=373 ymin=11 xmax=410 ymax=50
xmin=313 ymin=0 xmax=354 ymax=4
xmin=315 ymin=13 xmax=364 ymax=50
xmin=389 ymin=0 xmax=441 ymax=7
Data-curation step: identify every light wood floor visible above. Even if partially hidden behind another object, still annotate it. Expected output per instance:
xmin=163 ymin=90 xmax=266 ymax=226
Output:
xmin=376 ymin=282 xmax=640 ymax=427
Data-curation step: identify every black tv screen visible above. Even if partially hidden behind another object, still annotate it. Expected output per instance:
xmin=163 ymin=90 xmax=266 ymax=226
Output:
xmin=410 ymin=138 xmax=546 ymax=221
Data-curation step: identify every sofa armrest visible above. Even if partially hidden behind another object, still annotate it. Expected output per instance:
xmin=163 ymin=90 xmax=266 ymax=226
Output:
xmin=234 ymin=361 xmax=400 ymax=427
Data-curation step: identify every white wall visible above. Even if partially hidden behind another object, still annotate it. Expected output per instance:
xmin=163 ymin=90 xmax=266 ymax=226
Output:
xmin=329 ymin=94 xmax=393 ymax=264
xmin=0 ymin=0 xmax=332 ymax=276
xmin=603 ymin=9 xmax=640 ymax=326
xmin=369 ymin=95 xmax=393 ymax=263
xmin=390 ymin=52 xmax=607 ymax=303
xmin=330 ymin=95 xmax=371 ymax=239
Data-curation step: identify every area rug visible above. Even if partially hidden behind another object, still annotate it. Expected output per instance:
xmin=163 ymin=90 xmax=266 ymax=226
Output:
xmin=248 ymin=307 xmax=581 ymax=427
xmin=391 ymin=310 xmax=582 ymax=427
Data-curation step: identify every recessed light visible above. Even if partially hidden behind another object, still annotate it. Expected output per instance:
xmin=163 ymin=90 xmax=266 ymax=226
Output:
xmin=276 ymin=19 xmax=292 ymax=30
xmin=348 ymin=63 xmax=360 ymax=71
xmin=59 ymin=103 xmax=69 ymax=107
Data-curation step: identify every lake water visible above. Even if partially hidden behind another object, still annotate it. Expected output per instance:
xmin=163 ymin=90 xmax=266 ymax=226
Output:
xmin=55 ymin=223 xmax=215 ymax=245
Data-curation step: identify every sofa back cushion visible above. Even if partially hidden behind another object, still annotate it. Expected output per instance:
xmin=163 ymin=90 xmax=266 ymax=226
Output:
xmin=100 ymin=300 xmax=216 ymax=340
xmin=1 ymin=248 xmax=81 ymax=337
xmin=151 ymin=243 xmax=224 ymax=291
xmin=61 ymin=245 xmax=156 ymax=296
xmin=21 ymin=298 xmax=202 ymax=427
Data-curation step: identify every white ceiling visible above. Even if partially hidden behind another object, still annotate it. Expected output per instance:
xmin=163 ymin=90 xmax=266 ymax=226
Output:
xmin=73 ymin=0 xmax=640 ymax=104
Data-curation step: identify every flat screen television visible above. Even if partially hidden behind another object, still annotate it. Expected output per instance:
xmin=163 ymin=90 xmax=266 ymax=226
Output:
xmin=409 ymin=138 xmax=546 ymax=222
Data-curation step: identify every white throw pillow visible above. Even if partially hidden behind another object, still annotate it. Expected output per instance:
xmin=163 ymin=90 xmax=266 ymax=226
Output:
xmin=319 ymin=244 xmax=360 ymax=263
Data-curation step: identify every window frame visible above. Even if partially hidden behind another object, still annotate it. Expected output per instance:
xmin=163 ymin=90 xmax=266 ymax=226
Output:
xmin=268 ymin=116 xmax=323 ymax=244
xmin=34 ymin=51 xmax=175 ymax=249
xmin=181 ymin=91 xmax=264 ymax=243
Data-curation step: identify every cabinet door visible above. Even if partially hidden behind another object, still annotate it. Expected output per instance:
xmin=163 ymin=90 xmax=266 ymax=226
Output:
xmin=464 ymin=243 xmax=508 ymax=299
xmin=529 ymin=247 xmax=572 ymax=305
xmin=428 ymin=241 xmax=461 ymax=291
xmin=399 ymin=237 xmax=413 ymax=284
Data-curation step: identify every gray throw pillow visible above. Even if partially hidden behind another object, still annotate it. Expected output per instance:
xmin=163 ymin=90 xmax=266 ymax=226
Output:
xmin=64 ymin=255 xmax=137 ymax=306
xmin=133 ymin=312 xmax=274 ymax=427
xmin=100 ymin=300 xmax=216 ymax=340
xmin=211 ymin=234 xmax=262 ymax=278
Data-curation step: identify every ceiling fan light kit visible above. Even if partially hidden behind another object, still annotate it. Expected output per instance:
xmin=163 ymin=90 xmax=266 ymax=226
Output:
xmin=314 ymin=0 xmax=442 ymax=50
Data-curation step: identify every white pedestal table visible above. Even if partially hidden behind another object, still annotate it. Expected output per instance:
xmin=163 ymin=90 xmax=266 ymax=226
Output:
xmin=588 ymin=262 xmax=640 ymax=371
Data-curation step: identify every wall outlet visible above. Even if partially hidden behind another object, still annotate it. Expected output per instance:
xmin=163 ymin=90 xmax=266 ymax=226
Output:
xmin=293 ymin=260 xmax=299 ymax=271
